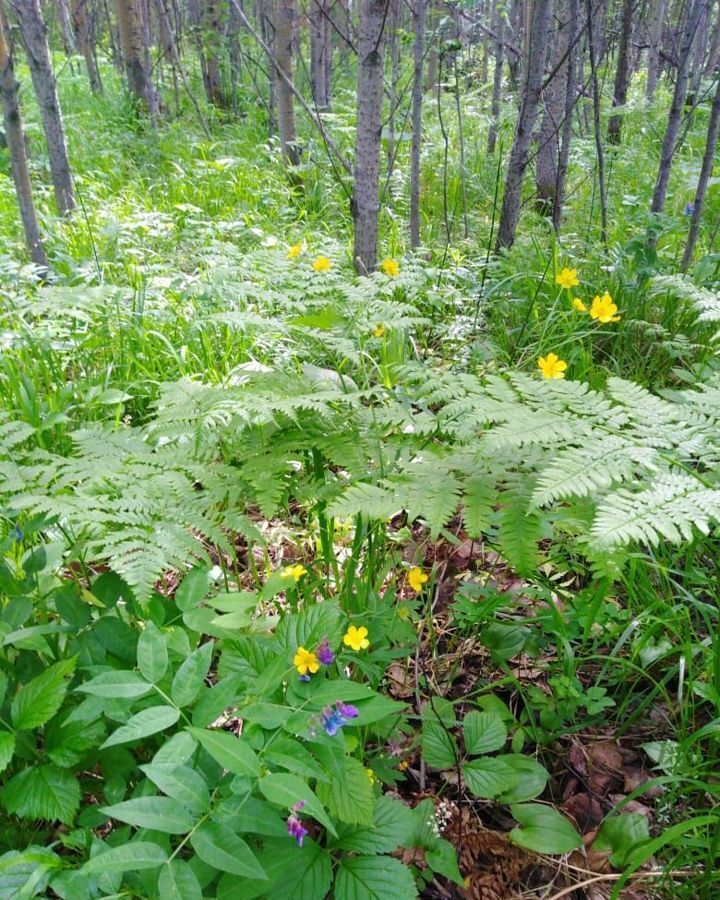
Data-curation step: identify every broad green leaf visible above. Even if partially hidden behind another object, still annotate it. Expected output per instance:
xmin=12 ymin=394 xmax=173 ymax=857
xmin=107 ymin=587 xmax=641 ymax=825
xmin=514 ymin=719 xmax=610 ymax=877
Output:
xmin=101 ymin=705 xmax=180 ymax=748
xmin=0 ymin=847 xmax=60 ymax=898
xmin=317 ymin=757 xmax=374 ymax=825
xmin=425 ymin=838 xmax=464 ymax=885
xmin=496 ymin=755 xmax=549 ymax=803
xmin=157 ymin=860 xmax=203 ymax=900
xmin=294 ymin=680 xmax=378 ymax=707
xmin=509 ymin=803 xmax=582 ymax=854
xmin=139 ymin=764 xmax=210 ymax=814
xmin=171 ymin=641 xmax=213 ymax=707
xmin=421 ymin=719 xmax=457 ymax=769
xmin=594 ymin=813 xmax=651 ymax=866
xmin=463 ymin=711 xmax=507 ymax=755
xmin=152 ymin=731 xmax=198 ymax=765
xmin=352 ymin=695 xmax=407 ymax=726
xmin=333 ymin=795 xmax=415 ymax=854
xmin=265 ymin=738 xmax=329 ymax=781
xmin=0 ymin=731 xmax=15 ymax=773
xmin=2 ymin=764 xmax=80 ymax=825
xmin=11 ymin=657 xmax=76 ymax=730
xmin=259 ymin=773 xmax=337 ymax=836
xmin=100 ymin=796 xmax=195 ymax=834
xmin=238 ymin=702 xmax=294 ymax=729
xmin=137 ymin=622 xmax=168 ymax=683
xmin=217 ymin=838 xmax=330 ymax=900
xmin=76 ymin=670 xmax=152 ymax=699
xmin=334 ymin=855 xmax=418 ymax=900
xmin=83 ymin=842 xmax=167 ymax=874
xmin=175 ymin=567 xmax=210 ymax=612
xmin=275 ymin=603 xmax=345 ymax=651
xmin=463 ymin=757 xmax=517 ymax=799
xmin=187 ymin=727 xmax=260 ymax=776
xmin=190 ymin=820 xmax=267 ymax=879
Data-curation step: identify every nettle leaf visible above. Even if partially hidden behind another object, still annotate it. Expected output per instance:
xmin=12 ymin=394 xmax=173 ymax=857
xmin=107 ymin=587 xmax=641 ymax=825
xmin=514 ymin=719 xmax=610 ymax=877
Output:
xmin=421 ymin=719 xmax=458 ymax=769
xmin=139 ymin=763 xmax=210 ymax=814
xmin=190 ymin=820 xmax=267 ymax=879
xmin=100 ymin=796 xmax=195 ymax=834
xmin=0 ymin=847 xmax=60 ymax=897
xmin=2 ymin=764 xmax=80 ymax=825
xmin=259 ymin=773 xmax=337 ymax=837
xmin=11 ymin=657 xmax=76 ymax=731
xmin=317 ymin=756 xmax=374 ymax=825
xmin=172 ymin=640 xmax=213 ymax=707
xmin=76 ymin=670 xmax=153 ymax=699
xmin=509 ymin=803 xmax=582 ymax=854
xmin=463 ymin=711 xmax=507 ymax=755
xmin=594 ymin=813 xmax=651 ymax=866
xmin=334 ymin=856 xmax=418 ymax=900
xmin=157 ymin=859 xmax=203 ymax=899
xmin=137 ymin=622 xmax=169 ymax=683
xmin=218 ymin=837 xmax=331 ymax=900
xmin=333 ymin=795 xmax=415 ymax=854
xmin=0 ymin=731 xmax=15 ymax=773
xmin=463 ymin=757 xmax=517 ymax=799
xmin=275 ymin=603 xmax=346 ymax=651
xmin=496 ymin=755 xmax=549 ymax=803
xmin=101 ymin=705 xmax=180 ymax=748
xmin=82 ymin=842 xmax=168 ymax=874
xmin=187 ymin=727 xmax=261 ymax=776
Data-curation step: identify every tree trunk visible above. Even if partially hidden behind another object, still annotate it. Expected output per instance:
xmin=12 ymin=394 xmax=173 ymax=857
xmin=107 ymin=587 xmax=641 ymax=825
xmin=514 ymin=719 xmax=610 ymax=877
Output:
xmin=705 ymin=0 xmax=720 ymax=74
xmin=273 ymin=0 xmax=299 ymax=164
xmin=203 ymin=0 xmax=230 ymax=107
xmin=310 ymin=0 xmax=331 ymax=109
xmin=553 ymin=0 xmax=579 ymax=229
xmin=410 ymin=0 xmax=427 ymax=248
xmin=257 ymin=0 xmax=277 ymax=133
xmin=586 ymin=0 xmax=608 ymax=242
xmin=0 ymin=8 xmax=47 ymax=269
xmin=387 ymin=0 xmax=400 ymax=173
xmin=496 ymin=0 xmax=554 ymax=250
xmin=72 ymin=0 xmax=103 ymax=93
xmin=12 ymin=0 xmax=76 ymax=215
xmin=650 ymin=0 xmax=709 ymax=215
xmin=56 ymin=0 xmax=77 ymax=54
xmin=646 ymin=0 xmax=667 ymax=98
xmin=607 ymin=0 xmax=634 ymax=142
xmin=352 ymin=0 xmax=387 ymax=273
xmin=487 ymin=3 xmax=505 ymax=154
xmin=536 ymin=0 xmax=571 ymax=212
xmin=425 ymin=0 xmax=439 ymax=92
xmin=115 ymin=0 xmax=159 ymax=123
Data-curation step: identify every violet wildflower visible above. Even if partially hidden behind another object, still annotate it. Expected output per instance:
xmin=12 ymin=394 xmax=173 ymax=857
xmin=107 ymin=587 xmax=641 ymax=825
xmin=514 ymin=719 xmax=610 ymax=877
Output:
xmin=684 ymin=201 xmax=695 ymax=217
xmin=316 ymin=637 xmax=335 ymax=666
xmin=286 ymin=813 xmax=309 ymax=846
xmin=298 ymin=674 xmax=311 ymax=682
xmin=321 ymin=707 xmax=346 ymax=736
xmin=335 ymin=701 xmax=359 ymax=718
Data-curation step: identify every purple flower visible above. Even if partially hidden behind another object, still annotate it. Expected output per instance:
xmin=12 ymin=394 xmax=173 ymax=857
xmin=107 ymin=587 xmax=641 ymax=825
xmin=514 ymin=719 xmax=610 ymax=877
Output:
xmin=684 ymin=202 xmax=695 ymax=217
xmin=286 ymin=813 xmax=309 ymax=846
xmin=335 ymin=701 xmax=359 ymax=718
xmin=298 ymin=674 xmax=311 ymax=682
xmin=321 ymin=708 xmax=346 ymax=736
xmin=316 ymin=637 xmax=335 ymax=666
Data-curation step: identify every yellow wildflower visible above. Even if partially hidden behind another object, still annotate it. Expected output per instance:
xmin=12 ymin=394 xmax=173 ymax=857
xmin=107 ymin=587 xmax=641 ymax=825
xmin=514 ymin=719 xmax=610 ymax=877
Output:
xmin=538 ymin=353 xmax=568 ymax=380
xmin=590 ymin=292 xmax=621 ymax=323
xmin=365 ymin=768 xmax=376 ymax=785
xmin=408 ymin=567 xmax=428 ymax=592
xmin=312 ymin=256 xmax=332 ymax=273
xmin=397 ymin=758 xmax=410 ymax=771
xmin=343 ymin=625 xmax=370 ymax=652
xmin=556 ymin=267 xmax=580 ymax=289
xmin=381 ymin=257 xmax=400 ymax=277
xmin=293 ymin=646 xmax=320 ymax=676
xmin=282 ymin=564 xmax=308 ymax=582
xmin=373 ymin=324 xmax=386 ymax=338
xmin=287 ymin=241 xmax=303 ymax=259
xmin=572 ymin=297 xmax=587 ymax=312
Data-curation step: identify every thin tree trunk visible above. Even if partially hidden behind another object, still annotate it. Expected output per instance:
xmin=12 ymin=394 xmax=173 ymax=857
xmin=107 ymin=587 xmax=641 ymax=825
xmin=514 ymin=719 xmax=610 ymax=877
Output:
xmin=11 ymin=0 xmax=76 ymax=215
xmin=352 ymin=0 xmax=387 ymax=273
xmin=386 ymin=0 xmax=399 ymax=173
xmin=310 ymin=0 xmax=331 ymax=108
xmin=705 ymin=0 xmax=720 ymax=74
xmin=425 ymin=0 xmax=438 ymax=92
xmin=56 ymin=0 xmax=77 ymax=54
xmin=410 ymin=0 xmax=426 ymax=247
xmin=646 ymin=0 xmax=667 ymax=98
xmin=72 ymin=0 xmax=103 ymax=93
xmin=553 ymin=0 xmax=579 ymax=229
xmin=0 ymin=7 xmax=47 ymax=269
xmin=203 ymin=0 xmax=230 ymax=106
xmin=651 ymin=0 xmax=709 ymax=215
xmin=496 ymin=0 xmax=554 ymax=250
xmin=586 ymin=0 xmax=607 ymax=242
xmin=115 ymin=0 xmax=159 ymax=124
xmin=536 ymin=0 xmax=571 ymax=212
xmin=487 ymin=3 xmax=505 ymax=154
xmin=273 ymin=0 xmax=299 ymax=164
xmin=257 ymin=0 xmax=277 ymax=133
xmin=607 ymin=0 xmax=634 ymax=142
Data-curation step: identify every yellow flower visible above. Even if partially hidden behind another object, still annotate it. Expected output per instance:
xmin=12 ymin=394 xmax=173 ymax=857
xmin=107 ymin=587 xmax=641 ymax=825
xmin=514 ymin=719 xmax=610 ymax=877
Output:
xmin=365 ymin=768 xmax=376 ymax=785
xmin=397 ymin=758 xmax=410 ymax=771
xmin=538 ymin=353 xmax=568 ymax=379
xmin=312 ymin=256 xmax=332 ymax=272
xmin=282 ymin=564 xmax=307 ymax=582
xmin=373 ymin=324 xmax=386 ymax=338
xmin=381 ymin=257 xmax=400 ymax=277
xmin=556 ymin=267 xmax=580 ymax=289
xmin=572 ymin=297 xmax=587 ymax=312
xmin=287 ymin=241 xmax=303 ymax=259
xmin=408 ymin=567 xmax=428 ymax=592
xmin=293 ymin=646 xmax=320 ymax=676
xmin=343 ymin=625 xmax=370 ymax=652
xmin=590 ymin=292 xmax=621 ymax=324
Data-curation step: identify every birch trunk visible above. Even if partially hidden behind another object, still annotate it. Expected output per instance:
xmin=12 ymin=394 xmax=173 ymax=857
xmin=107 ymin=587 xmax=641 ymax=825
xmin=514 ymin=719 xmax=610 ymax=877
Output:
xmin=487 ymin=3 xmax=504 ymax=154
xmin=607 ymin=0 xmax=634 ymax=142
xmin=273 ymin=0 xmax=299 ymax=164
xmin=72 ymin=0 xmax=103 ymax=93
xmin=310 ymin=0 xmax=331 ymax=109
xmin=536 ymin=0 xmax=571 ymax=212
xmin=646 ymin=0 xmax=667 ymax=98
xmin=115 ymin=0 xmax=159 ymax=123
xmin=203 ymin=0 xmax=229 ymax=107
xmin=410 ymin=0 xmax=427 ymax=248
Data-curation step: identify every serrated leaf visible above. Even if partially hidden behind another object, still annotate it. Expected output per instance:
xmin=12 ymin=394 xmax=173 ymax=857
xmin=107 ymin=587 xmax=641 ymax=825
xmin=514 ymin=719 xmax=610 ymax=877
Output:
xmin=82 ymin=842 xmax=167 ymax=874
xmin=463 ymin=711 xmax=507 ymax=755
xmin=2 ymin=764 xmax=80 ymax=825
xmin=462 ymin=474 xmax=495 ymax=539
xmin=317 ymin=757 xmax=374 ymax=825
xmin=11 ymin=658 xmax=76 ymax=731
xmin=76 ymin=670 xmax=153 ymax=699
xmin=157 ymin=859 xmax=203 ymax=899
xmin=171 ymin=641 xmax=213 ymax=707
xmin=0 ymin=731 xmax=15 ymax=772
xmin=137 ymin=622 xmax=168 ymax=683
xmin=333 ymin=795 xmax=415 ymax=854
xmin=334 ymin=855 xmax=418 ymax=900
xmin=421 ymin=719 xmax=457 ymax=769
xmin=509 ymin=803 xmax=581 ymax=854
xmin=191 ymin=820 xmax=267 ymax=878
xmin=139 ymin=764 xmax=210 ymax=814
xmin=259 ymin=773 xmax=337 ymax=836
xmin=187 ymin=726 xmax=260 ymax=776
xmin=101 ymin=705 xmax=180 ymax=748
xmin=463 ymin=757 xmax=516 ymax=798
xmin=101 ymin=796 xmax=195 ymax=834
